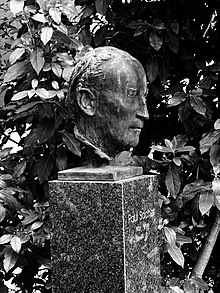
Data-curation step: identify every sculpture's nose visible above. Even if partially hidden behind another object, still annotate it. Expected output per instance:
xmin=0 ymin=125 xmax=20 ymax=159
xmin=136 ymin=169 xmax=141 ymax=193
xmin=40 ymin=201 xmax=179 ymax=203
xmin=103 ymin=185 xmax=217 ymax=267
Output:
xmin=137 ymin=98 xmax=149 ymax=120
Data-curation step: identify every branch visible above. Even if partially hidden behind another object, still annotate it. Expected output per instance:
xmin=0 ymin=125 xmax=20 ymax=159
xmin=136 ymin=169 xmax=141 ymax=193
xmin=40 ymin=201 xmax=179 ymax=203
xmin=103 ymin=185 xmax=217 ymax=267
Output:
xmin=191 ymin=210 xmax=220 ymax=279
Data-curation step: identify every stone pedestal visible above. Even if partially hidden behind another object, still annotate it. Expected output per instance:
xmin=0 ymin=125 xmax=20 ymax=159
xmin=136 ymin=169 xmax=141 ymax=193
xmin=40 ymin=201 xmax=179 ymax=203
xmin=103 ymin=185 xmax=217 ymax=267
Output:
xmin=49 ymin=166 xmax=160 ymax=293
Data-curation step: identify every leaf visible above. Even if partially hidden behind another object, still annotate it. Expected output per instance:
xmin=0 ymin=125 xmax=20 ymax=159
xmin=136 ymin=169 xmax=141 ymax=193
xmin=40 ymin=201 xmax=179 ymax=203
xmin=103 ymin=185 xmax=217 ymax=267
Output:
xmin=170 ymin=21 xmax=179 ymax=34
xmin=180 ymin=180 xmax=211 ymax=203
xmin=165 ymin=30 xmax=179 ymax=53
xmin=95 ymin=0 xmax=110 ymax=15
xmin=32 ymin=13 xmax=48 ymax=23
xmin=4 ymin=61 xmax=30 ymax=83
xmin=0 ymin=205 xmax=6 ymax=222
xmin=31 ymin=221 xmax=43 ymax=230
xmin=9 ymin=47 xmax=25 ymax=64
xmin=52 ymin=63 xmax=62 ymax=77
xmin=10 ymin=236 xmax=21 ymax=253
xmin=200 ymin=76 xmax=211 ymax=90
xmin=3 ymin=248 xmax=18 ymax=272
xmin=13 ymin=160 xmax=26 ymax=178
xmin=165 ymin=166 xmax=181 ymax=198
xmin=158 ymin=55 xmax=170 ymax=83
xmin=169 ymin=286 xmax=184 ymax=293
xmin=183 ymin=279 xmax=195 ymax=293
xmin=176 ymin=146 xmax=195 ymax=152
xmin=165 ymin=139 xmax=173 ymax=152
xmin=173 ymin=157 xmax=181 ymax=166
xmin=210 ymin=143 xmax=220 ymax=176
xmin=62 ymin=131 xmax=81 ymax=157
xmin=167 ymin=243 xmax=184 ymax=268
xmin=94 ymin=25 xmax=108 ymax=46
xmin=149 ymin=30 xmax=163 ymax=51
xmin=190 ymin=95 xmax=206 ymax=115
xmin=0 ymin=234 xmax=13 ymax=244
xmin=190 ymin=276 xmax=209 ymax=290
xmin=11 ymin=90 xmax=28 ymax=101
xmin=164 ymin=226 xmax=176 ymax=245
xmin=36 ymin=117 xmax=56 ymax=144
xmin=209 ymin=61 xmax=220 ymax=72
xmin=35 ymin=88 xmax=49 ymax=99
xmin=146 ymin=56 xmax=158 ymax=83
xmin=169 ymin=92 xmax=187 ymax=106
xmin=15 ymin=101 xmax=42 ymax=114
xmin=176 ymin=234 xmax=192 ymax=245
xmin=49 ymin=7 xmax=61 ymax=24
xmin=199 ymin=191 xmax=214 ymax=215
xmin=178 ymin=100 xmax=191 ymax=122
xmin=41 ymin=26 xmax=53 ymax=45
xmin=22 ymin=212 xmax=39 ymax=225
xmin=214 ymin=119 xmax=220 ymax=130
xmin=10 ymin=0 xmax=24 ymax=14
xmin=151 ymin=145 xmax=171 ymax=153
xmin=111 ymin=151 xmax=134 ymax=166
xmin=199 ymin=130 xmax=220 ymax=154
xmin=30 ymin=47 xmax=45 ymax=75
xmin=0 ymin=148 xmax=12 ymax=159
xmin=37 ymin=151 xmax=54 ymax=184
xmin=56 ymin=148 xmax=67 ymax=170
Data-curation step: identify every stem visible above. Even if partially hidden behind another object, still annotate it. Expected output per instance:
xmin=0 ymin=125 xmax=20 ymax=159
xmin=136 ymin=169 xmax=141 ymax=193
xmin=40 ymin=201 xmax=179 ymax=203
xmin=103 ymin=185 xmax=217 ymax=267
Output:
xmin=1 ymin=132 xmax=19 ymax=145
xmin=191 ymin=210 xmax=220 ymax=279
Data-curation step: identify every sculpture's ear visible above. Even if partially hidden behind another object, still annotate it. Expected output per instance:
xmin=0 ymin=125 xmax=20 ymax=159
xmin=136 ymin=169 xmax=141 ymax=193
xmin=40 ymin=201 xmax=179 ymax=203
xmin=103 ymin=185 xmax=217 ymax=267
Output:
xmin=76 ymin=88 xmax=97 ymax=116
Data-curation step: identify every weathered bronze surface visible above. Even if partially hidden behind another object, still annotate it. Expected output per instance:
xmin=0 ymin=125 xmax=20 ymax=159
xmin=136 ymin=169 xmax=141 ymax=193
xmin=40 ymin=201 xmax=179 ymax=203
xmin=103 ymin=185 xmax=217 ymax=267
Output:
xmin=66 ymin=46 xmax=149 ymax=166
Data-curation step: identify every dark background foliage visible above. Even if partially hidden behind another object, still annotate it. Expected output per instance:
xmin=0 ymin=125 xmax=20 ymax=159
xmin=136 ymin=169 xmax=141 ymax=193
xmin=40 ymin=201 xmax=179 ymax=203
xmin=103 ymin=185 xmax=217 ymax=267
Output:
xmin=0 ymin=0 xmax=220 ymax=292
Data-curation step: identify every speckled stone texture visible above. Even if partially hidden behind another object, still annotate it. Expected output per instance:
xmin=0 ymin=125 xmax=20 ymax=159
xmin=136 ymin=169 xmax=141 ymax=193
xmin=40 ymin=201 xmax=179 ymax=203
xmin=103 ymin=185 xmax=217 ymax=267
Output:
xmin=49 ymin=171 xmax=160 ymax=293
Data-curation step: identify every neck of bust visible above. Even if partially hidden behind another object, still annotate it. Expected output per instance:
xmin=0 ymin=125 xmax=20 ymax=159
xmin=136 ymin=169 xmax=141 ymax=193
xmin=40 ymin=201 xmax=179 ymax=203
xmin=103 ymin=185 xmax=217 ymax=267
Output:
xmin=74 ymin=125 xmax=113 ymax=167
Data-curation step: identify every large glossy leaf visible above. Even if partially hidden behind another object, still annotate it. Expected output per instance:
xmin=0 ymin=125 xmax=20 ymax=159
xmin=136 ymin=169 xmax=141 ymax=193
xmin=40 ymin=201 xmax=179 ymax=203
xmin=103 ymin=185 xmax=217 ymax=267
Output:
xmin=199 ymin=191 xmax=214 ymax=215
xmin=165 ymin=166 xmax=181 ymax=198
xmin=167 ymin=243 xmax=184 ymax=268
xmin=165 ymin=30 xmax=179 ymax=53
xmin=9 ymin=47 xmax=25 ymax=64
xmin=37 ymin=151 xmax=54 ymax=184
xmin=3 ymin=247 xmax=18 ymax=272
xmin=164 ymin=227 xmax=176 ymax=245
xmin=190 ymin=276 xmax=209 ymax=290
xmin=199 ymin=130 xmax=220 ymax=154
xmin=178 ymin=100 xmax=191 ymax=122
xmin=10 ymin=0 xmax=24 ymax=14
xmin=146 ymin=56 xmax=158 ymax=83
xmin=170 ymin=92 xmax=187 ymax=106
xmin=30 ymin=47 xmax=45 ymax=75
xmin=11 ymin=235 xmax=21 ymax=253
xmin=41 ymin=26 xmax=53 ymax=45
xmin=4 ymin=61 xmax=30 ymax=83
xmin=36 ymin=117 xmax=56 ymax=144
xmin=190 ymin=95 xmax=206 ymax=115
xmin=62 ymin=131 xmax=81 ymax=157
xmin=56 ymin=148 xmax=67 ymax=170
xmin=0 ymin=204 xmax=6 ymax=222
xmin=95 ymin=0 xmax=109 ymax=15
xmin=149 ymin=30 xmax=163 ymax=51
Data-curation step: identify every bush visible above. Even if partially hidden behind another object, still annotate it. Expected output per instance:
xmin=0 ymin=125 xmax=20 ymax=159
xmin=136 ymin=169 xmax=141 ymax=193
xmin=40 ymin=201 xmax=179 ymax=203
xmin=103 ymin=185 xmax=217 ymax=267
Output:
xmin=0 ymin=0 xmax=220 ymax=292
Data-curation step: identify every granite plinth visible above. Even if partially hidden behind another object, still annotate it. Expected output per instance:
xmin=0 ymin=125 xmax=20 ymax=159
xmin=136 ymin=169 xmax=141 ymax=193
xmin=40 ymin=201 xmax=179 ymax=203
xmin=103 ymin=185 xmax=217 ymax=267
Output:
xmin=49 ymin=167 xmax=160 ymax=293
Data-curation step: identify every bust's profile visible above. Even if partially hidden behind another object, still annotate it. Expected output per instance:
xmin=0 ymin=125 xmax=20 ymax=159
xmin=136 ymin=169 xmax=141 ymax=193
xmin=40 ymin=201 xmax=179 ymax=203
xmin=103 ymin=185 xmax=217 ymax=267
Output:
xmin=66 ymin=46 xmax=149 ymax=166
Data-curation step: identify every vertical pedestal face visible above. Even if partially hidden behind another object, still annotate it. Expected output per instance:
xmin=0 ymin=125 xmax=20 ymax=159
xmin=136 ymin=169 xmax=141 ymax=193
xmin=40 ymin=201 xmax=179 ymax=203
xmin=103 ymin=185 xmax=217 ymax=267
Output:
xmin=49 ymin=170 xmax=160 ymax=293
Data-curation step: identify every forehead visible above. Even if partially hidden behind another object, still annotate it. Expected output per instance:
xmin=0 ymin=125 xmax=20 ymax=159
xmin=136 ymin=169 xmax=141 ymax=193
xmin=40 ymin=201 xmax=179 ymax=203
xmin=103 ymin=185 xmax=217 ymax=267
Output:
xmin=102 ymin=58 xmax=147 ymax=92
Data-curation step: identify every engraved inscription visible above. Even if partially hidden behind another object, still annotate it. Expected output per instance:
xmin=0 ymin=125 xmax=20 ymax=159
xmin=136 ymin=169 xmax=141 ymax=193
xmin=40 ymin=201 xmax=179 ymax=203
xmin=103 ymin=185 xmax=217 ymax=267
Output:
xmin=128 ymin=209 xmax=155 ymax=224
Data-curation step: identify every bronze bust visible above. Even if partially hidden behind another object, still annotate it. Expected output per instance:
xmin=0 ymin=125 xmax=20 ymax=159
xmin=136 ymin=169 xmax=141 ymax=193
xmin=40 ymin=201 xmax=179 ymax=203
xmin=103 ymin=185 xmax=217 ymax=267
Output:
xmin=66 ymin=46 xmax=149 ymax=166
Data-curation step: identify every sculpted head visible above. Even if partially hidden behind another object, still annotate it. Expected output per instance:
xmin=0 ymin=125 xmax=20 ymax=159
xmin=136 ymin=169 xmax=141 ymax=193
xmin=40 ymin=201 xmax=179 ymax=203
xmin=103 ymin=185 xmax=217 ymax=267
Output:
xmin=67 ymin=46 xmax=149 ymax=163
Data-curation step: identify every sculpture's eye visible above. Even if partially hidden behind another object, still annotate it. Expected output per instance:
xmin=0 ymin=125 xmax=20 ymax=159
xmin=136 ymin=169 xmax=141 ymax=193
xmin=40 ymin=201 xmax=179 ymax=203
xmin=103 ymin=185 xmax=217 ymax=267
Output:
xmin=127 ymin=88 xmax=137 ymax=100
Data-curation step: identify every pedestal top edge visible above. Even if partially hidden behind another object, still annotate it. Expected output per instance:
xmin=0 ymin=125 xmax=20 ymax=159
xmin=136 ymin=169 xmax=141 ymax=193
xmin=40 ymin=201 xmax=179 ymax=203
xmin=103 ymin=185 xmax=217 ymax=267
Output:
xmin=50 ymin=174 xmax=157 ymax=184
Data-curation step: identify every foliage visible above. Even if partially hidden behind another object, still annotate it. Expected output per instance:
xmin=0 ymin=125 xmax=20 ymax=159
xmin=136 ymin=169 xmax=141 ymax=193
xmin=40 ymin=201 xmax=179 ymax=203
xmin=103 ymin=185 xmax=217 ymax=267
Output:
xmin=0 ymin=0 xmax=220 ymax=292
